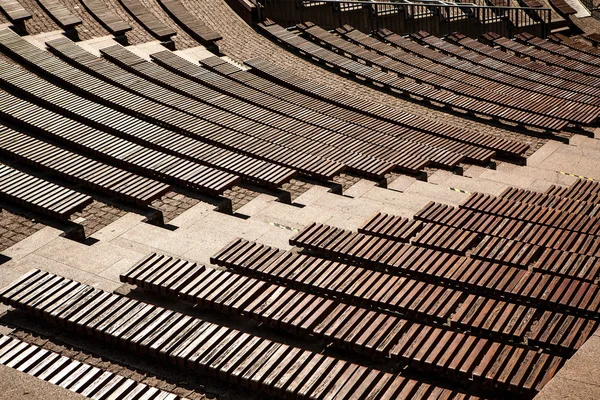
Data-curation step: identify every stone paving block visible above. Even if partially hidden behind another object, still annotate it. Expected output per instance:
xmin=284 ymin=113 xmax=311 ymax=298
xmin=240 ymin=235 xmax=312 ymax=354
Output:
xmin=442 ymin=174 xmax=509 ymax=196
xmin=1 ymin=226 xmax=64 ymax=261
xmin=548 ymin=336 xmax=600 ymax=387
xmin=569 ymin=134 xmax=600 ymax=150
xmin=361 ymin=186 xmax=432 ymax=213
xmin=535 ymin=377 xmax=600 ymax=400
xmin=90 ymin=212 xmax=146 ymax=242
xmin=0 ymin=364 xmax=87 ymax=400
xmin=168 ymin=201 xmax=215 ymax=229
xmin=343 ymin=179 xmax=377 ymax=198
xmin=403 ymin=180 xmax=469 ymax=205
xmin=234 ymin=194 xmax=276 ymax=218
xmin=34 ymin=237 xmax=124 ymax=273
xmin=119 ymin=222 xmax=198 ymax=256
xmin=291 ymin=185 xmax=329 ymax=206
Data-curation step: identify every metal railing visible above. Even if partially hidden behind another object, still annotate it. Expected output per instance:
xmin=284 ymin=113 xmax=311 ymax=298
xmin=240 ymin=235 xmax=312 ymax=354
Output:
xmin=256 ymin=0 xmax=552 ymax=38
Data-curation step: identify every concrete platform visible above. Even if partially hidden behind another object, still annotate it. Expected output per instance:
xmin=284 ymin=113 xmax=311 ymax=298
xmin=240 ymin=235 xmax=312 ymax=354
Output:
xmin=0 ymin=364 xmax=87 ymax=400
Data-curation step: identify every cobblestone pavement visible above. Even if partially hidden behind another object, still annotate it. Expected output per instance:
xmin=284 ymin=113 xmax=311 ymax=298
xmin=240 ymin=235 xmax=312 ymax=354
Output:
xmin=19 ymin=0 xmax=61 ymax=35
xmin=69 ymin=200 xmax=127 ymax=235
xmin=0 ymin=210 xmax=45 ymax=253
xmin=282 ymin=178 xmax=313 ymax=201
xmin=334 ymin=173 xmax=363 ymax=191
xmin=151 ymin=190 xmax=201 ymax=222
xmin=223 ymin=185 xmax=260 ymax=211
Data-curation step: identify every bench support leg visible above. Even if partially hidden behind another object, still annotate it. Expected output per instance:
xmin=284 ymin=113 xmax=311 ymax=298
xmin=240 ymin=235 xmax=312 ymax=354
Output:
xmin=144 ymin=208 xmax=165 ymax=226
xmin=276 ymin=190 xmax=292 ymax=204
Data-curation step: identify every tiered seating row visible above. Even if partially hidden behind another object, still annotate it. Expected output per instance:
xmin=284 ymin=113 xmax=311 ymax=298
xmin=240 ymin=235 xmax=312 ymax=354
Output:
xmin=215 ymin=237 xmax=598 ymax=355
xmin=193 ymin=55 xmax=497 ymax=165
xmin=1 ymin=47 xmax=295 ymax=189
xmin=550 ymin=33 xmax=600 ymax=56
xmin=148 ymin=50 xmax=475 ymax=171
xmin=0 ymin=87 xmax=239 ymax=195
xmin=121 ymin=253 xmax=566 ymax=391
xmin=81 ymin=0 xmax=131 ymax=35
xmin=37 ymin=0 xmax=81 ymax=28
xmin=0 ymin=0 xmax=31 ymax=22
xmin=518 ymin=32 xmax=600 ymax=67
xmin=290 ymin=222 xmax=600 ymax=316
xmin=330 ymin=25 xmax=598 ymax=124
xmin=374 ymin=28 xmax=600 ymax=107
xmin=0 ymin=163 xmax=92 ymax=219
xmin=450 ymin=294 xmax=598 ymax=353
xmin=212 ymin=238 xmax=463 ymax=323
xmin=439 ymin=32 xmax=600 ymax=90
xmin=0 ymin=29 xmax=341 ymax=181
xmin=96 ymin=46 xmax=396 ymax=180
xmin=0 ymin=124 xmax=171 ymax=205
xmin=547 ymin=179 xmax=600 ymax=202
xmin=258 ymin=20 xmax=568 ymax=132
xmin=98 ymin=44 xmax=430 ymax=177
xmin=0 ymin=269 xmax=473 ymax=400
xmin=501 ymin=187 xmax=600 ymax=217
xmin=490 ymin=33 xmax=600 ymax=79
xmin=361 ymin=211 xmax=596 ymax=277
xmin=0 ymin=335 xmax=185 ymax=400
xmin=460 ymin=192 xmax=600 ymax=235
xmin=415 ymin=202 xmax=600 ymax=257
xmin=119 ymin=0 xmax=176 ymax=40
xmin=243 ymin=58 xmax=529 ymax=160
xmin=158 ymin=0 xmax=222 ymax=44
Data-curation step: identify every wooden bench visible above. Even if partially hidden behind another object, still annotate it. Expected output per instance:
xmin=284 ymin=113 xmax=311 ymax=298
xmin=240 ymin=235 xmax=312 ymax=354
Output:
xmin=119 ymin=0 xmax=175 ymax=41
xmin=552 ymin=32 xmax=600 ymax=56
xmin=81 ymin=0 xmax=131 ymax=35
xmin=0 ymin=164 xmax=91 ymax=219
xmin=551 ymin=179 xmax=600 ymax=201
xmin=0 ymin=335 xmax=186 ymax=399
xmin=498 ymin=33 xmax=600 ymax=80
xmin=440 ymin=32 xmax=600 ymax=94
xmin=33 ymin=38 xmax=299 ymax=190
xmin=99 ymin=44 xmax=398 ymax=180
xmin=290 ymin=221 xmax=600 ymax=316
xmin=0 ymin=0 xmax=31 ymax=23
xmin=36 ymin=0 xmax=81 ymax=29
xmin=243 ymin=57 xmax=529 ymax=161
xmin=375 ymin=28 xmax=600 ymax=109
xmin=415 ymin=202 xmax=600 ymax=257
xmin=460 ymin=192 xmax=600 ymax=235
xmin=0 ymin=29 xmax=339 ymax=182
xmin=100 ymin=45 xmax=423 ymax=180
xmin=121 ymin=253 xmax=414 ymax=360
xmin=335 ymin=25 xmax=598 ymax=126
xmin=157 ymin=51 xmax=483 ymax=174
xmin=211 ymin=238 xmax=463 ymax=323
xmin=196 ymin=56 xmax=498 ymax=168
xmin=0 ymin=269 xmax=463 ymax=400
xmin=0 ymin=125 xmax=170 ymax=205
xmin=210 ymin=240 xmax=567 ymax=392
xmin=501 ymin=187 xmax=600 ymax=216
xmin=158 ymin=0 xmax=222 ymax=46
xmin=258 ymin=21 xmax=568 ymax=132
xmin=195 ymin=55 xmax=497 ymax=168
xmin=0 ymin=87 xmax=240 ymax=196
xmin=547 ymin=0 xmax=577 ymax=15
